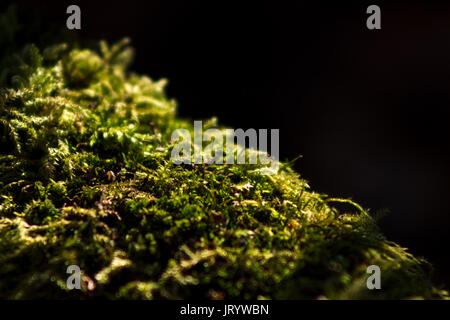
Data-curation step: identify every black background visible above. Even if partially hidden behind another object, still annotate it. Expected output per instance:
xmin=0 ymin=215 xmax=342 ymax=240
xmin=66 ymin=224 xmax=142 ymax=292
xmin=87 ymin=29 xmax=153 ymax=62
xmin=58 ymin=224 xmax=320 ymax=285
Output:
xmin=4 ymin=1 xmax=450 ymax=287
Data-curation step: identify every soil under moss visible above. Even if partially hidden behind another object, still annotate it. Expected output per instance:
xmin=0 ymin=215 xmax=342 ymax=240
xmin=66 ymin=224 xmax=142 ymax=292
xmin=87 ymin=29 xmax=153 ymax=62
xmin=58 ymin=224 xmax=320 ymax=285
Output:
xmin=0 ymin=32 xmax=448 ymax=299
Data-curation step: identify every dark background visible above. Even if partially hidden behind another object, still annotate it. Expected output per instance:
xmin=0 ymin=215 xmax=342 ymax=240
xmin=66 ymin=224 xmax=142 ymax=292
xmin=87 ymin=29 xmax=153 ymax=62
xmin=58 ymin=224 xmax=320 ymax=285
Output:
xmin=4 ymin=1 xmax=450 ymax=287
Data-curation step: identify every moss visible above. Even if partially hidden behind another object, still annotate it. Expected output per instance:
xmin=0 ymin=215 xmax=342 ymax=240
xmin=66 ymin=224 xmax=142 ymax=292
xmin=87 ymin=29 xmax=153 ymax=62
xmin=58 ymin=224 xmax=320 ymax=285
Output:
xmin=63 ymin=50 xmax=103 ymax=88
xmin=0 ymin=21 xmax=448 ymax=300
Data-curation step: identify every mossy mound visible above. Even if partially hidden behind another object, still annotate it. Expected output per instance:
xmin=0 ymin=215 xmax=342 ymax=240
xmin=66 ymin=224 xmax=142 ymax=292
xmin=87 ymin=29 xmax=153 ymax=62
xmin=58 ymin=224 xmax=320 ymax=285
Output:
xmin=0 ymin=38 xmax=447 ymax=299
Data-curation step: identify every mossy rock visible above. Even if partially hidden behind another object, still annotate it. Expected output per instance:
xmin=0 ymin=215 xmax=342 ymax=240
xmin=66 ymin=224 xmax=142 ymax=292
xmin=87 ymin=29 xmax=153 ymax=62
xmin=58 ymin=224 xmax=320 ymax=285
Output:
xmin=0 ymin=34 xmax=448 ymax=300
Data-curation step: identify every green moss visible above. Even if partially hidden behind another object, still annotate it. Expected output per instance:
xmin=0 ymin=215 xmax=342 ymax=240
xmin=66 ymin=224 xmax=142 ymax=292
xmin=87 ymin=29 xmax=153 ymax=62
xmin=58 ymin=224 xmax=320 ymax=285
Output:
xmin=0 ymin=27 xmax=448 ymax=299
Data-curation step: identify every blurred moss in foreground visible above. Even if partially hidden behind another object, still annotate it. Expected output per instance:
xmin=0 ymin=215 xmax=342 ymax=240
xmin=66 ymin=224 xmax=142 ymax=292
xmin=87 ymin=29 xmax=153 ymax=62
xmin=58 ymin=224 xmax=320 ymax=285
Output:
xmin=0 ymin=21 xmax=448 ymax=300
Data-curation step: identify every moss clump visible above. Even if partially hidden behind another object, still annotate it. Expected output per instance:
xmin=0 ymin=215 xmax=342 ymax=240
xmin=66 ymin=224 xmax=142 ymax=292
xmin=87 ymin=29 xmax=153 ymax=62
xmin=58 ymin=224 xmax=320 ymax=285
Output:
xmin=0 ymin=35 xmax=448 ymax=299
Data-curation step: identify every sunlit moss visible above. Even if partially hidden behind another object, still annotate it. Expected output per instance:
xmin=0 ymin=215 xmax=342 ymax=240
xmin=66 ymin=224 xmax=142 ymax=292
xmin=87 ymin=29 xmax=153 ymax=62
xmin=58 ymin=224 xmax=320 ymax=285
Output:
xmin=0 ymin=21 xmax=448 ymax=299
